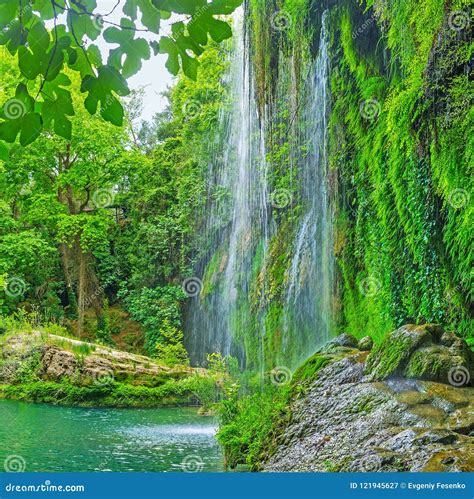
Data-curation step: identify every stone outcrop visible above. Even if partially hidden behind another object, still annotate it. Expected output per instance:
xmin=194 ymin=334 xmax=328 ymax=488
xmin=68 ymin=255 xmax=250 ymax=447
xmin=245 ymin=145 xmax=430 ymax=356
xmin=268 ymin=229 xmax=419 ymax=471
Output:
xmin=0 ymin=331 xmax=202 ymax=387
xmin=261 ymin=325 xmax=474 ymax=472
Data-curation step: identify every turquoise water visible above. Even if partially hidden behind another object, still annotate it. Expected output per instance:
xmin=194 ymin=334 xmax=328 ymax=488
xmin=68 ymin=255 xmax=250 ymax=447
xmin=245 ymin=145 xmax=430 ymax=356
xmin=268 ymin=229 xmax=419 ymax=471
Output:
xmin=0 ymin=400 xmax=223 ymax=472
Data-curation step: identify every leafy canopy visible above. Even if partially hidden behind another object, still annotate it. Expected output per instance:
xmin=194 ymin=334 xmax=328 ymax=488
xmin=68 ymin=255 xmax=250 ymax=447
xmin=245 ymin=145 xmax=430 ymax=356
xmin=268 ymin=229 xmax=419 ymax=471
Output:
xmin=0 ymin=0 xmax=242 ymax=146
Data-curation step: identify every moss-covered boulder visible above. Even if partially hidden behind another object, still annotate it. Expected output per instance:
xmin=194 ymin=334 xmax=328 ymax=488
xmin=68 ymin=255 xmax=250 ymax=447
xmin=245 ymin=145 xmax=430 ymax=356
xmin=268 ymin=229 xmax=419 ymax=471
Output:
xmin=405 ymin=345 xmax=471 ymax=385
xmin=256 ymin=325 xmax=474 ymax=472
xmin=0 ymin=331 xmax=215 ymax=407
xmin=365 ymin=324 xmax=473 ymax=385
xmin=358 ymin=336 xmax=373 ymax=351
xmin=291 ymin=352 xmax=335 ymax=387
xmin=365 ymin=324 xmax=438 ymax=380
xmin=325 ymin=333 xmax=359 ymax=350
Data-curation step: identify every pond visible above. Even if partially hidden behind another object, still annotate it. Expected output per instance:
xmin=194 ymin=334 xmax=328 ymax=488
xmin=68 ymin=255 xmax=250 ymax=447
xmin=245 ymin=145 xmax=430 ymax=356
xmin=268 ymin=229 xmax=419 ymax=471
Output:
xmin=0 ymin=399 xmax=223 ymax=472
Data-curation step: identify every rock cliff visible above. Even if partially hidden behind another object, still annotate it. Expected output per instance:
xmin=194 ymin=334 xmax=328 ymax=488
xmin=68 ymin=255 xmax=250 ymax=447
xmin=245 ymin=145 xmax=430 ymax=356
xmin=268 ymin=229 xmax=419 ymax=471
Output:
xmin=261 ymin=325 xmax=473 ymax=472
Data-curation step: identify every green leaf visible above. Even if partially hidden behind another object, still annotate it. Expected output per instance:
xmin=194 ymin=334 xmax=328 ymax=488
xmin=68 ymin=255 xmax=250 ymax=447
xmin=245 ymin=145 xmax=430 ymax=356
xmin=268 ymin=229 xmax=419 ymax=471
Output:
xmin=206 ymin=17 xmax=232 ymax=42
xmin=30 ymin=0 xmax=66 ymax=20
xmin=42 ymin=87 xmax=74 ymax=140
xmin=19 ymin=112 xmax=42 ymax=146
xmin=80 ymin=65 xmax=130 ymax=126
xmin=0 ymin=118 xmax=21 ymax=143
xmin=150 ymin=40 xmax=160 ymax=56
xmin=137 ymin=0 xmax=161 ymax=33
xmin=0 ymin=1 xmax=18 ymax=27
xmin=101 ymin=94 xmax=123 ymax=126
xmin=181 ymin=54 xmax=199 ymax=80
xmin=2 ymin=84 xmax=35 ymax=117
xmin=0 ymin=141 xmax=8 ymax=160
xmin=87 ymin=44 xmax=103 ymax=67
xmin=67 ymin=10 xmax=101 ymax=42
xmin=27 ymin=21 xmax=50 ymax=54
xmin=124 ymin=0 xmax=161 ymax=33
xmin=67 ymin=47 xmax=78 ymax=65
xmin=159 ymin=36 xmax=180 ymax=75
xmin=207 ymin=0 xmax=243 ymax=15
xmin=104 ymin=19 xmax=150 ymax=78
xmin=18 ymin=46 xmax=42 ymax=79
xmin=152 ymin=0 xmax=204 ymax=15
xmin=3 ymin=22 xmax=24 ymax=55
xmin=45 ymin=47 xmax=65 ymax=81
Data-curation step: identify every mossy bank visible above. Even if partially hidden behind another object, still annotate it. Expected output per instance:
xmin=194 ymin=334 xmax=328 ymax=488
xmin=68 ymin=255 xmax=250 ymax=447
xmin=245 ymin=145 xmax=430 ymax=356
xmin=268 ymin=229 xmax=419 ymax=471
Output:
xmin=0 ymin=330 xmax=218 ymax=408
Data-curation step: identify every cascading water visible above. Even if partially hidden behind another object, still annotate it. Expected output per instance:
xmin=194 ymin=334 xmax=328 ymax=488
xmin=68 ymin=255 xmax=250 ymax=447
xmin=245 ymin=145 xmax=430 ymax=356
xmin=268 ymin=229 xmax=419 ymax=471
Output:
xmin=185 ymin=9 xmax=334 ymax=371
xmin=282 ymin=13 xmax=334 ymax=365
xmin=185 ymin=10 xmax=269 ymax=366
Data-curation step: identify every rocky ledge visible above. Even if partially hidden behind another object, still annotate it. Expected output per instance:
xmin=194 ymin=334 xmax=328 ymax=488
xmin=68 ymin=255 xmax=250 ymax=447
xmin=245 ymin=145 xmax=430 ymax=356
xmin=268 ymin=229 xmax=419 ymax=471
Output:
xmin=0 ymin=331 xmax=211 ymax=407
xmin=0 ymin=331 xmax=202 ymax=384
xmin=262 ymin=325 xmax=474 ymax=472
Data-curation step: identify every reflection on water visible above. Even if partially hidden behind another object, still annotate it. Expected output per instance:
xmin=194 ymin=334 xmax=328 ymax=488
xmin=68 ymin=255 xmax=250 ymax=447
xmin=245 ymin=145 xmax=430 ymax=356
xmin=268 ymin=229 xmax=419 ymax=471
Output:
xmin=0 ymin=399 xmax=223 ymax=472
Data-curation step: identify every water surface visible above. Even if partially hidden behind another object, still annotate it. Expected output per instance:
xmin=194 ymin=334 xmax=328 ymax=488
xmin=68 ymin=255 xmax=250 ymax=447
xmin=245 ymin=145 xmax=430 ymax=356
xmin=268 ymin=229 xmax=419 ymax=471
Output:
xmin=0 ymin=399 xmax=223 ymax=472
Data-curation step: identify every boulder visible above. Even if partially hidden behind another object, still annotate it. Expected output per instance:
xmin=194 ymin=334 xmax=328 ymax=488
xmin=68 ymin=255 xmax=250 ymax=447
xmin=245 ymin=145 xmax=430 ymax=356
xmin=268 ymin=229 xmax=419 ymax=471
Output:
xmin=358 ymin=336 xmax=373 ymax=351
xmin=259 ymin=324 xmax=474 ymax=472
xmin=366 ymin=324 xmax=441 ymax=381
xmin=405 ymin=345 xmax=471 ymax=385
xmin=325 ymin=333 xmax=359 ymax=350
xmin=41 ymin=346 xmax=77 ymax=380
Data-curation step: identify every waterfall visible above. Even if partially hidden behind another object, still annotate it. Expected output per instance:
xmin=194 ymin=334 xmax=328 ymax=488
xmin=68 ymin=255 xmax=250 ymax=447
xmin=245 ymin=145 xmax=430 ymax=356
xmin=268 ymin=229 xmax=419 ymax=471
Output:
xmin=186 ymin=10 xmax=268 ymax=366
xmin=282 ymin=13 xmax=334 ymax=364
xmin=185 ymin=10 xmax=334 ymax=370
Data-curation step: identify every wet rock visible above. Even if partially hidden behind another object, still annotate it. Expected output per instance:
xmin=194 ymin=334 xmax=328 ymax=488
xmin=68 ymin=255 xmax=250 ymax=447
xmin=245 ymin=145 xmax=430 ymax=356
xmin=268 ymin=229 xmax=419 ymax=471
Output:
xmin=396 ymin=390 xmax=432 ymax=407
xmin=325 ymin=333 xmax=358 ymax=349
xmin=440 ymin=332 xmax=457 ymax=347
xmin=365 ymin=324 xmax=434 ymax=380
xmin=421 ymin=446 xmax=474 ymax=472
xmin=358 ymin=336 xmax=373 ymax=351
xmin=260 ymin=324 xmax=474 ymax=472
xmin=365 ymin=324 xmax=473 ymax=385
xmin=405 ymin=345 xmax=471 ymax=384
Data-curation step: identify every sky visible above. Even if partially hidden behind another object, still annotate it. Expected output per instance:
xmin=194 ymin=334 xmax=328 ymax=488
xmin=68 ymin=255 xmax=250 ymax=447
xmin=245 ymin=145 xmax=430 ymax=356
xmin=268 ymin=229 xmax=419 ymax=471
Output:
xmin=94 ymin=0 xmax=177 ymax=121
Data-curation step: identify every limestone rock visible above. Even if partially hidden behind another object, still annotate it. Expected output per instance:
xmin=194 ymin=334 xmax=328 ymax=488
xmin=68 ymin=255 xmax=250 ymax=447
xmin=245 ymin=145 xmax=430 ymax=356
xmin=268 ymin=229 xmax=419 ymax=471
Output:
xmin=364 ymin=324 xmax=472 ymax=384
xmin=325 ymin=333 xmax=359 ymax=350
xmin=41 ymin=346 xmax=77 ymax=380
xmin=1 ymin=331 xmax=203 ymax=387
xmin=260 ymin=324 xmax=474 ymax=472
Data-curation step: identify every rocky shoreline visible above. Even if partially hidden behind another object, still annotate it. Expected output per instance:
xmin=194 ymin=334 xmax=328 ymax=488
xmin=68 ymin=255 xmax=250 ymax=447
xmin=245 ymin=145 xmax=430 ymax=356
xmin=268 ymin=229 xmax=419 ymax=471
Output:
xmin=260 ymin=325 xmax=473 ymax=472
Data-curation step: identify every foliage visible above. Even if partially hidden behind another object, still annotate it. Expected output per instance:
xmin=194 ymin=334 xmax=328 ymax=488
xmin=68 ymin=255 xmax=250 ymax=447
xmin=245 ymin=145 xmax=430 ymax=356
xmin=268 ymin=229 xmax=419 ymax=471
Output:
xmin=217 ymin=384 xmax=291 ymax=470
xmin=328 ymin=0 xmax=472 ymax=342
xmin=120 ymin=285 xmax=186 ymax=355
xmin=155 ymin=319 xmax=189 ymax=366
xmin=0 ymin=378 xmax=201 ymax=408
xmin=0 ymin=0 xmax=242 ymax=147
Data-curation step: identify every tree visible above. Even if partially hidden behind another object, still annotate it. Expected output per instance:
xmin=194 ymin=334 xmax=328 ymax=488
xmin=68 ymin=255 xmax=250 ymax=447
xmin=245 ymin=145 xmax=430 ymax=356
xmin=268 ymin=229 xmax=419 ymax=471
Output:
xmin=0 ymin=53 xmax=133 ymax=334
xmin=0 ymin=0 xmax=242 ymax=150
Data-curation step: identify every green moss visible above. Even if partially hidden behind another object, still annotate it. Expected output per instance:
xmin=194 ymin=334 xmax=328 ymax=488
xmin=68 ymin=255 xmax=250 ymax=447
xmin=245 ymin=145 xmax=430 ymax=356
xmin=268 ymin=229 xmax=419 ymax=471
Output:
xmin=217 ymin=385 xmax=291 ymax=470
xmin=0 ymin=375 xmax=217 ymax=408
xmin=218 ymin=351 xmax=339 ymax=469
xmin=201 ymin=249 xmax=224 ymax=299
xmin=327 ymin=1 xmax=472 ymax=344
xmin=404 ymin=349 xmax=445 ymax=380
xmin=291 ymin=352 xmax=333 ymax=386
xmin=347 ymin=392 xmax=389 ymax=414
xmin=365 ymin=326 xmax=432 ymax=379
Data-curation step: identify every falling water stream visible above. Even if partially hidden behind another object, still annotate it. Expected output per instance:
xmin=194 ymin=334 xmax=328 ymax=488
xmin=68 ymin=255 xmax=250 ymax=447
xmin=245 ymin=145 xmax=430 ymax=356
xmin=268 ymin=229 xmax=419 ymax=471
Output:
xmin=282 ymin=13 xmax=334 ymax=362
xmin=186 ymin=10 xmax=268 ymax=366
xmin=186 ymin=10 xmax=334 ymax=372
